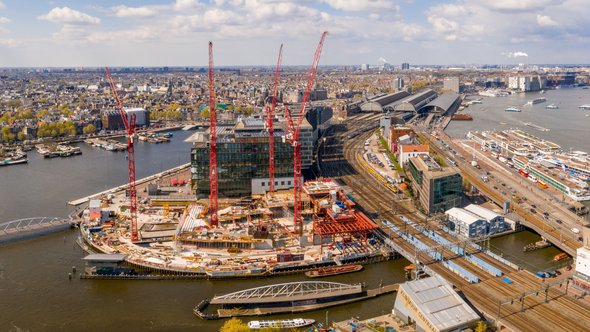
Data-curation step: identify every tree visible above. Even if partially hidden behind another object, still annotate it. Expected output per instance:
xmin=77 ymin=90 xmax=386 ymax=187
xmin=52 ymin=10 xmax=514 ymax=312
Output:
xmin=17 ymin=131 xmax=27 ymax=141
xmin=200 ymin=108 xmax=210 ymax=119
xmin=475 ymin=320 xmax=487 ymax=332
xmin=1 ymin=126 xmax=15 ymax=143
xmin=219 ymin=318 xmax=250 ymax=332
xmin=6 ymin=99 xmax=21 ymax=109
xmin=83 ymin=124 xmax=96 ymax=135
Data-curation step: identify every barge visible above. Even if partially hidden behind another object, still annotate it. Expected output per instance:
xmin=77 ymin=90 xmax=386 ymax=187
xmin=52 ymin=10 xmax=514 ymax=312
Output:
xmin=304 ymin=264 xmax=363 ymax=278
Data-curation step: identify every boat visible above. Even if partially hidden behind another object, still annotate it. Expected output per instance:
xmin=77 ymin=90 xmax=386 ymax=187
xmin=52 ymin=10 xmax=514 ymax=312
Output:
xmin=578 ymin=104 xmax=590 ymax=110
xmin=505 ymin=106 xmax=521 ymax=112
xmin=526 ymin=97 xmax=546 ymax=105
xmin=545 ymin=104 xmax=559 ymax=109
xmin=0 ymin=156 xmax=28 ymax=166
xmin=305 ymin=264 xmax=363 ymax=278
xmin=404 ymin=264 xmax=415 ymax=271
xmin=451 ymin=113 xmax=473 ymax=121
xmin=554 ymin=253 xmax=569 ymax=262
xmin=469 ymin=99 xmax=483 ymax=105
xmin=248 ymin=318 xmax=315 ymax=329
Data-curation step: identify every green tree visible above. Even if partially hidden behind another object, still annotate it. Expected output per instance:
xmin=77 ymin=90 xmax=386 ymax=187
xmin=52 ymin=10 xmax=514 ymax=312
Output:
xmin=200 ymin=108 xmax=210 ymax=119
xmin=36 ymin=109 xmax=51 ymax=119
xmin=6 ymin=99 xmax=21 ymax=109
xmin=83 ymin=124 xmax=96 ymax=135
xmin=475 ymin=320 xmax=487 ymax=332
xmin=219 ymin=318 xmax=250 ymax=332
xmin=1 ymin=126 xmax=15 ymax=143
xmin=17 ymin=131 xmax=27 ymax=141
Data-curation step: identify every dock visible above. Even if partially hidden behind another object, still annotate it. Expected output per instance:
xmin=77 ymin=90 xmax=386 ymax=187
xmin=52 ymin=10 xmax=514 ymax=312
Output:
xmin=67 ymin=163 xmax=190 ymax=206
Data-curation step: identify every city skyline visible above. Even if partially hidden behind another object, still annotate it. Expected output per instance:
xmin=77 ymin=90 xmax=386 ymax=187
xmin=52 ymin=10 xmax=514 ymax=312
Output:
xmin=0 ymin=0 xmax=589 ymax=67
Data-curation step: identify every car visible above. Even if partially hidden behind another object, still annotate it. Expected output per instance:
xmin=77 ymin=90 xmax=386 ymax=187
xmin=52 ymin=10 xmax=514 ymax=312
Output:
xmin=543 ymin=212 xmax=549 ymax=217
xmin=530 ymin=208 xmax=537 ymax=214
xmin=493 ymin=186 xmax=498 ymax=190
xmin=531 ymin=204 xmax=537 ymax=209
xmin=556 ymin=219 xmax=562 ymax=224
xmin=501 ymin=183 xmax=506 ymax=186
xmin=502 ymin=191 xmax=507 ymax=195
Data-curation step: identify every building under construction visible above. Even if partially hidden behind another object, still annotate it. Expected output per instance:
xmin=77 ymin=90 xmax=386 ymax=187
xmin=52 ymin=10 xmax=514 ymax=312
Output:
xmin=189 ymin=117 xmax=313 ymax=198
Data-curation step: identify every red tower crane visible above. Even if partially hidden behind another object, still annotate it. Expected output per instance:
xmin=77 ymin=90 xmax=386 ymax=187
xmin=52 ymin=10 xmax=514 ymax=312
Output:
xmin=283 ymin=31 xmax=328 ymax=234
xmin=104 ymin=67 xmax=140 ymax=242
xmin=208 ymin=41 xmax=219 ymax=227
xmin=266 ymin=44 xmax=283 ymax=193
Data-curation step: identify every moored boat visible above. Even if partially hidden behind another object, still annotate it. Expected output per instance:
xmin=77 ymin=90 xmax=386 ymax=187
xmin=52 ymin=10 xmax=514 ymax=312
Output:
xmin=505 ymin=106 xmax=521 ymax=112
xmin=305 ymin=264 xmax=363 ymax=278
xmin=554 ymin=253 xmax=569 ymax=262
xmin=248 ymin=318 xmax=315 ymax=329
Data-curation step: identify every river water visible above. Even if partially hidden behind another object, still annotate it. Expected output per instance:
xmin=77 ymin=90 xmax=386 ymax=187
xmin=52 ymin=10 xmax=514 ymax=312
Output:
xmin=446 ymin=87 xmax=590 ymax=152
xmin=0 ymin=130 xmax=563 ymax=331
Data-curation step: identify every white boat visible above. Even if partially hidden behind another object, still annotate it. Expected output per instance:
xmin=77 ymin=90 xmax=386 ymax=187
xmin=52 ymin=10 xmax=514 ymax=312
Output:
xmin=578 ymin=104 xmax=590 ymax=110
xmin=545 ymin=104 xmax=559 ymax=109
xmin=248 ymin=318 xmax=315 ymax=329
xmin=505 ymin=106 xmax=521 ymax=112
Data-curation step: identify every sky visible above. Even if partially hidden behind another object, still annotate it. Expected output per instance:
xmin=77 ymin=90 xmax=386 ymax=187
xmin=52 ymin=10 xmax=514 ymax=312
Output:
xmin=0 ymin=0 xmax=589 ymax=67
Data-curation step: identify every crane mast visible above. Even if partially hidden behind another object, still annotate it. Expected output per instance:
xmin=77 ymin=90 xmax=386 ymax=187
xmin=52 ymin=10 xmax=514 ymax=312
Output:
xmin=284 ymin=32 xmax=328 ymax=234
xmin=104 ymin=67 xmax=140 ymax=242
xmin=267 ymin=44 xmax=283 ymax=193
xmin=208 ymin=41 xmax=219 ymax=227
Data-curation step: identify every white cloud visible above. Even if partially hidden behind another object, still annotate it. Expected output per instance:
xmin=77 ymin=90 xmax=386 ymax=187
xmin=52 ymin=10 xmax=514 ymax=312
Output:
xmin=113 ymin=5 xmax=158 ymax=18
xmin=537 ymin=14 xmax=558 ymax=27
xmin=475 ymin=0 xmax=564 ymax=12
xmin=428 ymin=15 xmax=458 ymax=34
xmin=0 ymin=38 xmax=16 ymax=47
xmin=429 ymin=4 xmax=468 ymax=16
xmin=0 ymin=2 xmax=5 ymax=10
xmin=0 ymin=16 xmax=9 ymax=24
xmin=322 ymin=0 xmax=394 ymax=12
xmin=503 ymin=51 xmax=528 ymax=58
xmin=174 ymin=0 xmax=202 ymax=11
xmin=38 ymin=7 xmax=101 ymax=25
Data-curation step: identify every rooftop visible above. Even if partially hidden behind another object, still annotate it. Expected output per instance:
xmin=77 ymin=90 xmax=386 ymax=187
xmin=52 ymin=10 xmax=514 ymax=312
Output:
xmin=464 ymin=204 xmax=501 ymax=221
xmin=83 ymin=253 xmax=128 ymax=262
xmin=398 ymin=275 xmax=479 ymax=331
xmin=446 ymin=207 xmax=483 ymax=225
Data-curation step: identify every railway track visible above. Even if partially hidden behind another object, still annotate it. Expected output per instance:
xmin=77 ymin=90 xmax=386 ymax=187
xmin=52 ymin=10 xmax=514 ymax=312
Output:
xmin=316 ymin=120 xmax=590 ymax=331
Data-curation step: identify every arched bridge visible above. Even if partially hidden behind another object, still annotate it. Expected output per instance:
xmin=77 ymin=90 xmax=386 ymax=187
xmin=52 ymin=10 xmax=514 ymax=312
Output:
xmin=211 ymin=281 xmax=364 ymax=304
xmin=0 ymin=217 xmax=74 ymax=243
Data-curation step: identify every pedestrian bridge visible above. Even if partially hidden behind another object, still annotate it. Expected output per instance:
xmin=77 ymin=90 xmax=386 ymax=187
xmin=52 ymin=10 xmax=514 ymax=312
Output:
xmin=210 ymin=281 xmax=364 ymax=304
xmin=0 ymin=217 xmax=73 ymax=243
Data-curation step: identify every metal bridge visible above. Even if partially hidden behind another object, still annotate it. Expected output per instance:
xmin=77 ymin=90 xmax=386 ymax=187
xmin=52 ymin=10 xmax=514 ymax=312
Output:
xmin=0 ymin=217 xmax=73 ymax=243
xmin=210 ymin=281 xmax=363 ymax=304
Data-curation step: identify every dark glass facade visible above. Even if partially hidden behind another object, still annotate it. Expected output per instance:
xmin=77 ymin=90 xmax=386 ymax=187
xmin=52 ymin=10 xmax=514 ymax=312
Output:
xmin=191 ymin=139 xmax=294 ymax=197
xmin=432 ymin=173 xmax=462 ymax=213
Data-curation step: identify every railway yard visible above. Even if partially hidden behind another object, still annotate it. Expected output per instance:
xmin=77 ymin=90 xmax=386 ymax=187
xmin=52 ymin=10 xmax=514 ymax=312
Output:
xmin=316 ymin=113 xmax=590 ymax=332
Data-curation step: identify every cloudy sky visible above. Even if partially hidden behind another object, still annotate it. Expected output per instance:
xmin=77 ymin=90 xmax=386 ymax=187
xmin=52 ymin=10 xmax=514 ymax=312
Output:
xmin=0 ymin=0 xmax=588 ymax=67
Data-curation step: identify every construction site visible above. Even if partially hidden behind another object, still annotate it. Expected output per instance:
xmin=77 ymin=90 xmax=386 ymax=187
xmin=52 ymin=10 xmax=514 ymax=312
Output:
xmin=77 ymin=32 xmax=390 ymax=278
